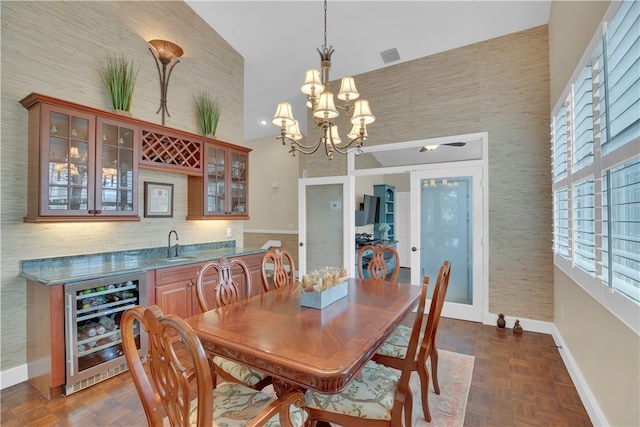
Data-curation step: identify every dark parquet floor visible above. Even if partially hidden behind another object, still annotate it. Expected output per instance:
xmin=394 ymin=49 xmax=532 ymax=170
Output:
xmin=1 ymin=269 xmax=592 ymax=426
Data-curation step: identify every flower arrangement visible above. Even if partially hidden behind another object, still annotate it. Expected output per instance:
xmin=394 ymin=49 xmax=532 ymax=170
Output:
xmin=195 ymin=91 xmax=222 ymax=137
xmin=378 ymin=223 xmax=391 ymax=232
xmin=99 ymin=55 xmax=138 ymax=113
xmin=301 ymin=267 xmax=348 ymax=292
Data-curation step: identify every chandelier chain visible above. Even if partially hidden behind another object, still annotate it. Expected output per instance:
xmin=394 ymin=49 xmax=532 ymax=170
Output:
xmin=323 ymin=0 xmax=328 ymax=50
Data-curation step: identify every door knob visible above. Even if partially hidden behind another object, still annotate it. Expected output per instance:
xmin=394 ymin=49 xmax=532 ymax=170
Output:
xmin=411 ymin=247 xmax=417 ymax=251
xmin=299 ymin=242 xmax=304 ymax=247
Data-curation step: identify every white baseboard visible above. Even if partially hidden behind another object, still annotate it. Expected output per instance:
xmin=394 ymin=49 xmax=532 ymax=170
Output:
xmin=481 ymin=311 xmax=556 ymax=334
xmin=551 ymin=325 xmax=609 ymax=427
xmin=0 ymin=363 xmax=28 ymax=390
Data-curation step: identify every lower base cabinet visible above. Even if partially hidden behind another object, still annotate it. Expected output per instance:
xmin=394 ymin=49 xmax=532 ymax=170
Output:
xmin=153 ymin=252 xmax=264 ymax=318
xmin=24 ymin=253 xmax=264 ymax=400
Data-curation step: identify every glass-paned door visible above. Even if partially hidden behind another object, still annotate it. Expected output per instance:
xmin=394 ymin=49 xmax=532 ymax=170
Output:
xmin=420 ymin=177 xmax=472 ymax=303
xmin=410 ymin=166 xmax=485 ymax=321
xmin=298 ymin=176 xmax=351 ymax=276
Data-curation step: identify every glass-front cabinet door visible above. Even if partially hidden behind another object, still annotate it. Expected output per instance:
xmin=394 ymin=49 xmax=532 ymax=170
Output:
xmin=96 ymin=118 xmax=138 ymax=215
xmin=205 ymin=145 xmax=227 ymax=215
xmin=201 ymin=143 xmax=249 ymax=217
xmin=41 ymin=104 xmax=95 ymax=216
xmin=38 ymin=104 xmax=139 ymax=218
xmin=229 ymin=150 xmax=247 ymax=216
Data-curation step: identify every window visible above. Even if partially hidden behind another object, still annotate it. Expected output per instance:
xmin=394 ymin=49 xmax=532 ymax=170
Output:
xmin=602 ymin=159 xmax=640 ymax=302
xmin=554 ymin=187 xmax=569 ymax=258
xmin=551 ymin=0 xmax=639 ymax=334
xmin=553 ymin=105 xmax=568 ymax=181
xmin=573 ymin=178 xmax=595 ymax=274
xmin=573 ymin=66 xmax=594 ymax=171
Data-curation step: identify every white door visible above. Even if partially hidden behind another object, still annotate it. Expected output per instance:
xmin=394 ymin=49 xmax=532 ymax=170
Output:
xmin=298 ymin=176 xmax=353 ymax=276
xmin=410 ymin=165 xmax=486 ymax=321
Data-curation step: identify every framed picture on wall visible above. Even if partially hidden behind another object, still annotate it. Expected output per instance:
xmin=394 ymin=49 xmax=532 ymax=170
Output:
xmin=144 ymin=182 xmax=173 ymax=218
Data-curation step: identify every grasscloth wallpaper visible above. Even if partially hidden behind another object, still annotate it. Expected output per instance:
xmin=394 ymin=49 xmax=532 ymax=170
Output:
xmin=302 ymin=26 xmax=553 ymax=321
xmin=1 ymin=1 xmax=245 ymax=371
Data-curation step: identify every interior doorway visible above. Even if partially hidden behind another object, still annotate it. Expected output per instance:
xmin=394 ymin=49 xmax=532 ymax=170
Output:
xmin=347 ymin=132 xmax=488 ymax=322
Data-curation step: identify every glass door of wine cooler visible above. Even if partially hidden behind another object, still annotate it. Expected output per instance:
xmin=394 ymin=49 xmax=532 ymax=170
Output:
xmin=64 ymin=272 xmax=147 ymax=394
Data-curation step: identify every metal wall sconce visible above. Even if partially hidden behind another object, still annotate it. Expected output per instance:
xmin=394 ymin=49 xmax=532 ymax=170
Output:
xmin=148 ymin=39 xmax=183 ymax=125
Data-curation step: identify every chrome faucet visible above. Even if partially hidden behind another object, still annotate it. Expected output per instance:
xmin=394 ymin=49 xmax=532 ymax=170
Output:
xmin=168 ymin=230 xmax=179 ymax=258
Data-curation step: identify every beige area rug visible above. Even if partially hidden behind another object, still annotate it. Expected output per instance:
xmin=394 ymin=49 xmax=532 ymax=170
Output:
xmin=410 ymin=349 xmax=475 ymax=427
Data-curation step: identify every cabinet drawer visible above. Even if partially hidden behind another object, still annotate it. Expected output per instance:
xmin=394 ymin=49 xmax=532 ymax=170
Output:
xmin=155 ymin=262 xmax=205 ymax=286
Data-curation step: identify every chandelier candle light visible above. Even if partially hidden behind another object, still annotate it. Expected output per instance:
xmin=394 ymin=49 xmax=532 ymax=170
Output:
xmin=272 ymin=0 xmax=375 ymax=160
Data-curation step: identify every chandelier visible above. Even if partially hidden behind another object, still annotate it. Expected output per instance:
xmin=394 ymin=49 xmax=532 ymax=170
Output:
xmin=272 ymin=0 xmax=375 ymax=160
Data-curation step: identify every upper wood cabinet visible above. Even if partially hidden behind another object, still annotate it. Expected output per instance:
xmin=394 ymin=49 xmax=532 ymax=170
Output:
xmin=187 ymin=140 xmax=250 ymax=219
xmin=21 ymin=93 xmax=251 ymax=222
xmin=21 ymin=95 xmax=139 ymax=222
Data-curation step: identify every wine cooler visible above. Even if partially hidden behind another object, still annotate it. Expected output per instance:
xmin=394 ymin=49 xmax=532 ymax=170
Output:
xmin=64 ymin=272 xmax=147 ymax=395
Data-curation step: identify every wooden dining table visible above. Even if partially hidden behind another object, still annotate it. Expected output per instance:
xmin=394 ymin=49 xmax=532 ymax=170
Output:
xmin=185 ymin=277 xmax=421 ymax=397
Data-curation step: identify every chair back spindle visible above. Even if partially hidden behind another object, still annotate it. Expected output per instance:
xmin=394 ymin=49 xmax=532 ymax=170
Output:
xmin=195 ymin=257 xmax=250 ymax=311
xmin=260 ymin=248 xmax=296 ymax=291
xmin=357 ymin=244 xmax=400 ymax=282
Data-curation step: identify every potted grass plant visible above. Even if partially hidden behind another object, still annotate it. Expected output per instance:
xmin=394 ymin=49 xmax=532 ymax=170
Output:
xmin=195 ymin=91 xmax=222 ymax=137
xmin=99 ymin=55 xmax=138 ymax=115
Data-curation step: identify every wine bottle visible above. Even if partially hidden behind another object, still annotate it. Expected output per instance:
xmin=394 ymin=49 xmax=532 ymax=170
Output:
xmin=99 ymin=315 xmax=116 ymax=330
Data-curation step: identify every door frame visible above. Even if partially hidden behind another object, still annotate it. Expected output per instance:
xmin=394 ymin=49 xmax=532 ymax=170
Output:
xmin=410 ymin=165 xmax=486 ymax=321
xmin=347 ymin=132 xmax=488 ymax=322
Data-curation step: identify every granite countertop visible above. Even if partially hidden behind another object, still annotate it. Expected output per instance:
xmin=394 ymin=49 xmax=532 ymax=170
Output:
xmin=20 ymin=241 xmax=266 ymax=286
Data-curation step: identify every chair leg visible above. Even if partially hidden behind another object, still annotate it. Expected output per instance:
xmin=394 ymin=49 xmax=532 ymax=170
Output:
xmin=430 ymin=345 xmax=440 ymax=395
xmin=417 ymin=362 xmax=432 ymax=422
xmin=210 ymin=362 xmax=218 ymax=388
xmin=404 ymin=387 xmax=413 ymax=427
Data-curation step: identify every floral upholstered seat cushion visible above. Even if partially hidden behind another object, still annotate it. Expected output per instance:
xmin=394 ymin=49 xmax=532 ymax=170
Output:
xmin=169 ymin=382 xmax=307 ymax=426
xmin=213 ymin=355 xmax=270 ymax=387
xmin=376 ymin=324 xmax=424 ymax=361
xmin=304 ymin=361 xmax=400 ymax=421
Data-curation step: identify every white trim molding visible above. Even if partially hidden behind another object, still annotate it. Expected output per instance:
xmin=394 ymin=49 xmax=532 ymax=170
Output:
xmin=244 ymin=229 xmax=299 ymax=235
xmin=1 ymin=363 xmax=28 ymax=390
xmin=551 ymin=325 xmax=608 ymax=427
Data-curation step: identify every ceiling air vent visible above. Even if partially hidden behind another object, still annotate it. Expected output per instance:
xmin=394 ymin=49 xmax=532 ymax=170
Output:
xmin=380 ymin=48 xmax=401 ymax=64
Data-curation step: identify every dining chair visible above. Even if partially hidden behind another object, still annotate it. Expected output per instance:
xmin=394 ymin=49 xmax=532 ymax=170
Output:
xmin=357 ymin=243 xmax=400 ymax=282
xmin=195 ymin=257 xmax=272 ymax=390
xmin=260 ymin=248 xmax=297 ymax=292
xmin=121 ymin=305 xmax=307 ymax=427
xmin=372 ymin=260 xmax=452 ymax=422
xmin=304 ymin=276 xmax=429 ymax=427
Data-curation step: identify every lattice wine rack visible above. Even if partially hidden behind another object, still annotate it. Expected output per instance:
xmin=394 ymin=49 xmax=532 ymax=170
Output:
xmin=140 ymin=129 xmax=202 ymax=174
